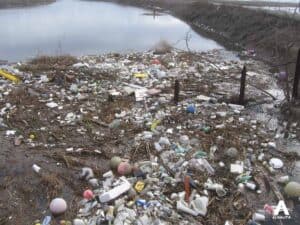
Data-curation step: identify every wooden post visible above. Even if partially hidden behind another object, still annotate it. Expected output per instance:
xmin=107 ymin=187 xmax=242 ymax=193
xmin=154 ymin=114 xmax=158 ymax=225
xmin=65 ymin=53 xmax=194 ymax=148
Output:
xmin=174 ymin=79 xmax=180 ymax=104
xmin=107 ymin=94 xmax=114 ymax=102
xmin=239 ymin=65 xmax=247 ymax=105
xmin=292 ymin=49 xmax=300 ymax=100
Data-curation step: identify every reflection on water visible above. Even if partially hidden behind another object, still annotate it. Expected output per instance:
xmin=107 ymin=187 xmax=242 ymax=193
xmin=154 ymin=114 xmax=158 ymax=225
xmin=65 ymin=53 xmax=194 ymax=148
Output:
xmin=0 ymin=0 xmax=222 ymax=61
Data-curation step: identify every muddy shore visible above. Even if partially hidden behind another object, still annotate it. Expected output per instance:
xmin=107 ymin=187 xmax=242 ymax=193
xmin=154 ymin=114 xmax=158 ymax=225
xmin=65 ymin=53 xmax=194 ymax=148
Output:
xmin=214 ymin=0 xmax=300 ymax=8
xmin=0 ymin=0 xmax=55 ymax=9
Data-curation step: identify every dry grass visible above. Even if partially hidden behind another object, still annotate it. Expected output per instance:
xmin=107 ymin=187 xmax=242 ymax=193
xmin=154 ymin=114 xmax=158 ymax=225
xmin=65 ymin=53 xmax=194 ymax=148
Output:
xmin=153 ymin=40 xmax=173 ymax=54
xmin=40 ymin=173 xmax=63 ymax=199
xmin=18 ymin=55 xmax=78 ymax=74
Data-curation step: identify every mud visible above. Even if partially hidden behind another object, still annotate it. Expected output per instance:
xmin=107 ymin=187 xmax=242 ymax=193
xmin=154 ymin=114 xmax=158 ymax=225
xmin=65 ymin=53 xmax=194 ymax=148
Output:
xmin=214 ymin=0 xmax=300 ymax=8
xmin=0 ymin=0 xmax=55 ymax=9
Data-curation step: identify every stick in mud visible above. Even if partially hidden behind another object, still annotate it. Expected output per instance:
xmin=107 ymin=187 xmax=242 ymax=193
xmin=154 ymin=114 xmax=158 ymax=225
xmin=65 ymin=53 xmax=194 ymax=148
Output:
xmin=174 ymin=79 xmax=180 ymax=104
xmin=239 ymin=65 xmax=247 ymax=105
xmin=292 ymin=49 xmax=300 ymax=100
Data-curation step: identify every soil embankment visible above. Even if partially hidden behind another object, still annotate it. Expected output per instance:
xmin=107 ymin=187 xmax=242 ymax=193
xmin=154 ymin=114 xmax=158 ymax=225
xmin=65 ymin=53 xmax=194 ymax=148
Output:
xmin=214 ymin=0 xmax=299 ymax=8
xmin=0 ymin=0 xmax=55 ymax=9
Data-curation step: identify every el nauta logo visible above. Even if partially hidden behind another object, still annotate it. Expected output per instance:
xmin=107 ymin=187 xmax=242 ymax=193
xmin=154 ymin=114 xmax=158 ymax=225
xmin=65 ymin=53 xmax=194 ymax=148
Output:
xmin=264 ymin=200 xmax=291 ymax=220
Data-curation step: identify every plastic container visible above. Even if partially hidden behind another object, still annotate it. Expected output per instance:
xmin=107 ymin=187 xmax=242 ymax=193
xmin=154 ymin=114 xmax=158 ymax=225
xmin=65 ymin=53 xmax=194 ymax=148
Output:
xmin=99 ymin=177 xmax=131 ymax=203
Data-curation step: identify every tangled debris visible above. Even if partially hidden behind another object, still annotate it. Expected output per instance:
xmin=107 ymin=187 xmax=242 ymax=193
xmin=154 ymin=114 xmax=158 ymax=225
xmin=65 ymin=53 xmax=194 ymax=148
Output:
xmin=0 ymin=49 xmax=299 ymax=225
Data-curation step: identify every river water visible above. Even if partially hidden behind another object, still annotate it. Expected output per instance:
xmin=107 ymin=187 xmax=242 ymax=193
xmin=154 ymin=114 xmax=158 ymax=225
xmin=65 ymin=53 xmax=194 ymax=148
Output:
xmin=0 ymin=0 xmax=222 ymax=62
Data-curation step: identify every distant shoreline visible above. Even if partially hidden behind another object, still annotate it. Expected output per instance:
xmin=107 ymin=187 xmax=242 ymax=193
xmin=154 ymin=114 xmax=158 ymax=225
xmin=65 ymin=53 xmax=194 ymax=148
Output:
xmin=0 ymin=0 xmax=55 ymax=9
xmin=213 ymin=0 xmax=299 ymax=8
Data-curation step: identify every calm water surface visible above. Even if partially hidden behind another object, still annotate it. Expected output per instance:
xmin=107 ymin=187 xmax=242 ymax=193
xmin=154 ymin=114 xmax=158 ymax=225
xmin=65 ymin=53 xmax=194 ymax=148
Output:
xmin=0 ymin=0 xmax=222 ymax=61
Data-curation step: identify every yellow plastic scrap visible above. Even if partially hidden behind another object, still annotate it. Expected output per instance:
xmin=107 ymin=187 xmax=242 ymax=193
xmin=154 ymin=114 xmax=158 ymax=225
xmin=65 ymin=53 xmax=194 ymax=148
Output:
xmin=133 ymin=72 xmax=148 ymax=78
xmin=134 ymin=181 xmax=145 ymax=193
xmin=34 ymin=220 xmax=41 ymax=225
xmin=0 ymin=69 xmax=21 ymax=83
xmin=150 ymin=119 xmax=160 ymax=131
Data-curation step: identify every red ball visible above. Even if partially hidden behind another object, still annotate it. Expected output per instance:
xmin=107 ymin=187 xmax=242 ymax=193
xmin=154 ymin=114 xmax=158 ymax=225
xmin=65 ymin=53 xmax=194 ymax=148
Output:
xmin=83 ymin=189 xmax=94 ymax=200
xmin=117 ymin=162 xmax=132 ymax=176
xmin=151 ymin=59 xmax=161 ymax=65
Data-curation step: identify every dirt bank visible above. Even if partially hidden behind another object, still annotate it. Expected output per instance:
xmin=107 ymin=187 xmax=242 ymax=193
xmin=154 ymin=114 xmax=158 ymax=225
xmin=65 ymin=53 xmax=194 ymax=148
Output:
xmin=214 ymin=0 xmax=299 ymax=8
xmin=0 ymin=0 xmax=55 ymax=9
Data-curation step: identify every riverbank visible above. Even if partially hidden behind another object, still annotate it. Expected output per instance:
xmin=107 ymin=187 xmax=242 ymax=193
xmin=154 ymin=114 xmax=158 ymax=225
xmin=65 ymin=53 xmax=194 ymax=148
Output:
xmin=214 ymin=0 xmax=300 ymax=8
xmin=0 ymin=0 xmax=55 ymax=9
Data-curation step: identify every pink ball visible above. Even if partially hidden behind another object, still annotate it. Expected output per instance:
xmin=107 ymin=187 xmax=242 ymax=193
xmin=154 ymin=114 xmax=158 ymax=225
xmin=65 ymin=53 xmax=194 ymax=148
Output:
xmin=49 ymin=198 xmax=67 ymax=215
xmin=83 ymin=189 xmax=94 ymax=200
xmin=278 ymin=71 xmax=287 ymax=81
xmin=152 ymin=59 xmax=161 ymax=65
xmin=117 ymin=162 xmax=132 ymax=176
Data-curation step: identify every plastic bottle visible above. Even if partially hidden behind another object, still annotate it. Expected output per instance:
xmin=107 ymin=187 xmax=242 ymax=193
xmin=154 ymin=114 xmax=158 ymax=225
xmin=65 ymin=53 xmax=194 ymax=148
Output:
xmin=106 ymin=206 xmax=114 ymax=221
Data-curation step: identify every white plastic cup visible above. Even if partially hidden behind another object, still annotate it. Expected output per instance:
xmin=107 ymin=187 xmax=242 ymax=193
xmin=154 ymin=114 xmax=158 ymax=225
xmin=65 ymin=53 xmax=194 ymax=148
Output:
xmin=252 ymin=212 xmax=265 ymax=221
xmin=32 ymin=164 xmax=41 ymax=173
xmin=277 ymin=175 xmax=289 ymax=183
xmin=245 ymin=182 xmax=256 ymax=190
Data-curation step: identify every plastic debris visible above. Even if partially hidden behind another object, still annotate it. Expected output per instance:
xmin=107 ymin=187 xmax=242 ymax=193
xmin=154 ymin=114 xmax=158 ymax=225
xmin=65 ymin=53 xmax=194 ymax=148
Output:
xmin=134 ymin=181 xmax=145 ymax=193
xmin=252 ymin=212 xmax=265 ymax=221
xmin=73 ymin=219 xmax=85 ymax=225
xmin=186 ymin=104 xmax=196 ymax=114
xmin=269 ymin=158 xmax=284 ymax=169
xmin=32 ymin=164 xmax=41 ymax=173
xmin=41 ymin=216 xmax=51 ymax=225
xmin=99 ymin=177 xmax=131 ymax=203
xmin=230 ymin=162 xmax=244 ymax=174
xmin=176 ymin=199 xmax=198 ymax=216
xmin=0 ymin=69 xmax=21 ymax=83
xmin=0 ymin=48 xmax=298 ymax=225
xmin=133 ymin=72 xmax=148 ymax=78
xmin=46 ymin=102 xmax=58 ymax=108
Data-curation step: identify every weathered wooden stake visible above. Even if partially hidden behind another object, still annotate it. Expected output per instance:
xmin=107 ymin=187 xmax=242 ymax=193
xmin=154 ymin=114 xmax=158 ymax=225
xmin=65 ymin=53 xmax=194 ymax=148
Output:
xmin=174 ymin=79 xmax=180 ymax=104
xmin=292 ymin=49 xmax=300 ymax=100
xmin=107 ymin=94 xmax=114 ymax=102
xmin=239 ymin=65 xmax=247 ymax=105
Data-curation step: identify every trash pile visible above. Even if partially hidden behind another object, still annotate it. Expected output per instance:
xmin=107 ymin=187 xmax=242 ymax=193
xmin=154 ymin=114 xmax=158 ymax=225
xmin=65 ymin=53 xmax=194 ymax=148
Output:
xmin=0 ymin=50 xmax=299 ymax=225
